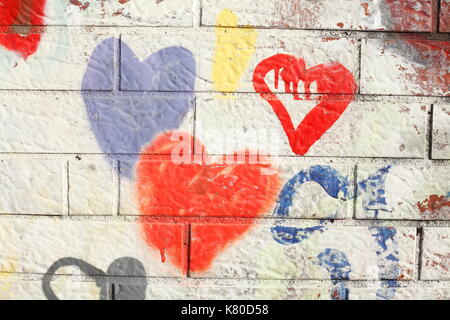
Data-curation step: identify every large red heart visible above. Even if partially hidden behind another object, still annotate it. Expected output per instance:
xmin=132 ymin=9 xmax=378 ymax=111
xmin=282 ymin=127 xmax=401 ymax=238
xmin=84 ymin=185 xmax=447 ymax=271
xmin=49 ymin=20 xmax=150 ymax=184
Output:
xmin=253 ymin=54 xmax=357 ymax=155
xmin=0 ymin=0 xmax=46 ymax=58
xmin=137 ymin=131 xmax=280 ymax=273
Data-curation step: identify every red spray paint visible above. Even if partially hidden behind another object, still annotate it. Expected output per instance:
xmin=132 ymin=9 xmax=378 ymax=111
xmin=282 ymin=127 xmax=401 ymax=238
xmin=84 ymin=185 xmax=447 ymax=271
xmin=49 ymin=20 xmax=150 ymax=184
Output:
xmin=0 ymin=0 xmax=46 ymax=58
xmin=137 ymin=131 xmax=280 ymax=273
xmin=253 ymin=54 xmax=357 ymax=155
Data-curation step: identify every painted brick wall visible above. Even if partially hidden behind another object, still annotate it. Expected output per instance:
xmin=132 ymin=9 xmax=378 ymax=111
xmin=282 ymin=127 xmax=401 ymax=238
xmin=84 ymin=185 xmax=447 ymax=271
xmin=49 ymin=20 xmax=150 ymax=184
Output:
xmin=0 ymin=0 xmax=448 ymax=300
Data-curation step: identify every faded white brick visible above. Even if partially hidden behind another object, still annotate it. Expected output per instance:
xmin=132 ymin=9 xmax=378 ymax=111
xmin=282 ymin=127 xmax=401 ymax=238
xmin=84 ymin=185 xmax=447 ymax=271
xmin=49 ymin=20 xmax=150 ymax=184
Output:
xmin=421 ymin=228 xmax=450 ymax=280
xmin=0 ymin=94 xmax=194 ymax=154
xmin=41 ymin=0 xmax=192 ymax=26
xmin=145 ymin=279 xmax=331 ymax=300
xmin=69 ymin=158 xmax=118 ymax=215
xmin=0 ymin=277 xmax=100 ymax=300
xmin=196 ymin=95 xmax=426 ymax=157
xmin=0 ymin=94 xmax=100 ymax=153
xmin=147 ymin=281 xmax=450 ymax=300
xmin=189 ymin=224 xmax=416 ymax=280
xmin=201 ymin=0 xmax=436 ymax=32
xmin=349 ymin=286 xmax=450 ymax=300
xmin=361 ymin=39 xmax=449 ymax=96
xmin=0 ymin=32 xmax=115 ymax=90
xmin=0 ymin=158 xmax=65 ymax=215
xmin=432 ymin=104 xmax=450 ymax=159
xmin=355 ymin=165 xmax=450 ymax=220
xmin=0 ymin=218 xmax=187 ymax=277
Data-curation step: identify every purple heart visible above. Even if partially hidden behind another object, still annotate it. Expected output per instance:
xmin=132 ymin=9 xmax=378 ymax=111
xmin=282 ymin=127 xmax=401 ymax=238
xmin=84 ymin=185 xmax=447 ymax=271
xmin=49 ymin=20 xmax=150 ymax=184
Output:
xmin=82 ymin=38 xmax=196 ymax=178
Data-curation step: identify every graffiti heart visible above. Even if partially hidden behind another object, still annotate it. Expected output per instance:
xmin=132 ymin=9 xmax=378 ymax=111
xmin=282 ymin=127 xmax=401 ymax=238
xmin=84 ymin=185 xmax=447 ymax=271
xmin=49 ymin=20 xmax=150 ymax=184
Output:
xmin=0 ymin=0 xmax=46 ymax=58
xmin=82 ymin=38 xmax=196 ymax=178
xmin=252 ymin=54 xmax=357 ymax=155
xmin=137 ymin=131 xmax=280 ymax=273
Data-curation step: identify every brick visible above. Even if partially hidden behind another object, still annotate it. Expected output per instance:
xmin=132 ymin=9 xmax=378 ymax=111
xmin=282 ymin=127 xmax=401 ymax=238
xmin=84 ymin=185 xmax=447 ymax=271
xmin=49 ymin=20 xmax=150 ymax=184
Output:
xmin=356 ymin=164 xmax=450 ymax=220
xmin=0 ymin=218 xmax=187 ymax=277
xmin=421 ymin=228 xmax=450 ymax=280
xmin=119 ymin=279 xmax=450 ymax=300
xmin=432 ymin=104 xmax=450 ymax=159
xmin=196 ymin=95 xmax=427 ymax=157
xmin=349 ymin=286 xmax=450 ymax=300
xmin=120 ymin=157 xmax=353 ymax=219
xmin=0 ymin=32 xmax=114 ymax=90
xmin=69 ymin=158 xmax=118 ymax=215
xmin=0 ymin=278 xmax=101 ymax=300
xmin=189 ymin=224 xmax=416 ymax=280
xmin=145 ymin=280 xmax=331 ymax=300
xmin=0 ymin=158 xmax=65 ymax=215
xmin=440 ymin=0 xmax=450 ymax=32
xmin=121 ymin=34 xmax=359 ymax=93
xmin=201 ymin=0 xmax=436 ymax=32
xmin=361 ymin=39 xmax=449 ymax=96
xmin=0 ymin=0 xmax=192 ymax=27
xmin=0 ymin=94 xmax=194 ymax=154
xmin=0 ymin=94 xmax=98 ymax=153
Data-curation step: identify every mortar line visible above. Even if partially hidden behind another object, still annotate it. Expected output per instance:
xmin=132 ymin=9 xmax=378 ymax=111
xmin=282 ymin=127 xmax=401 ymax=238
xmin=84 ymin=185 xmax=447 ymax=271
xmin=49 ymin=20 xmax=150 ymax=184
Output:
xmin=352 ymin=164 xmax=358 ymax=219
xmin=0 ymin=213 xmax=449 ymax=227
xmin=111 ymin=283 xmax=116 ymax=300
xmin=428 ymin=104 xmax=435 ymax=160
xmin=116 ymin=160 xmax=121 ymax=216
xmin=2 ymin=26 xmax=449 ymax=40
xmin=115 ymin=34 xmax=122 ymax=92
xmin=66 ymin=160 xmax=70 ymax=216
xmin=357 ymin=39 xmax=362 ymax=95
xmin=417 ymin=227 xmax=425 ymax=280
xmin=192 ymin=96 xmax=197 ymax=155
xmin=436 ymin=0 xmax=442 ymax=33
xmin=186 ymin=224 xmax=192 ymax=278
xmin=5 ymin=270 xmax=450 ymax=288
xmin=0 ymin=89 xmax=448 ymax=103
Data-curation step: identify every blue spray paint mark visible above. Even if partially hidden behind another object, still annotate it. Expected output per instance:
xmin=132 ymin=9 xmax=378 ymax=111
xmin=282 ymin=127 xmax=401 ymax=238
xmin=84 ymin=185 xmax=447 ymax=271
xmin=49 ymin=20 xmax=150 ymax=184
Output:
xmin=273 ymin=165 xmax=392 ymax=219
xmin=82 ymin=38 xmax=196 ymax=178
xmin=274 ymin=165 xmax=352 ymax=217
xmin=357 ymin=166 xmax=392 ymax=218
xmin=271 ymin=225 xmax=325 ymax=245
xmin=369 ymin=227 xmax=400 ymax=300
xmin=271 ymin=165 xmax=393 ymax=249
xmin=317 ymin=248 xmax=351 ymax=300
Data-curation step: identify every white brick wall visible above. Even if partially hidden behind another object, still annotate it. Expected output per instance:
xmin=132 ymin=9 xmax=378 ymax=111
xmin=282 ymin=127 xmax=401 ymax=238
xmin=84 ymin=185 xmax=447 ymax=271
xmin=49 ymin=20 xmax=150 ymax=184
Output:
xmin=421 ymin=228 xmax=450 ymax=280
xmin=0 ymin=0 xmax=448 ymax=300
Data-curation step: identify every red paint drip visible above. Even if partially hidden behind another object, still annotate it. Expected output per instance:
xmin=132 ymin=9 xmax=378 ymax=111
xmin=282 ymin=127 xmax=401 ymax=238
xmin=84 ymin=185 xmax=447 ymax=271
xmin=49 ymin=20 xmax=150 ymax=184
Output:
xmin=0 ymin=0 xmax=47 ymax=58
xmin=252 ymin=54 xmax=357 ymax=155
xmin=159 ymin=248 xmax=166 ymax=263
xmin=137 ymin=131 xmax=280 ymax=273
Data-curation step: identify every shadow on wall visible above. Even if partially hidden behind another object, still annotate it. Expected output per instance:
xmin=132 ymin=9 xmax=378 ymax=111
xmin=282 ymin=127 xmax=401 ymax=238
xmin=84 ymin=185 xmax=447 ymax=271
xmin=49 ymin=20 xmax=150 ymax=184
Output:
xmin=42 ymin=257 xmax=148 ymax=300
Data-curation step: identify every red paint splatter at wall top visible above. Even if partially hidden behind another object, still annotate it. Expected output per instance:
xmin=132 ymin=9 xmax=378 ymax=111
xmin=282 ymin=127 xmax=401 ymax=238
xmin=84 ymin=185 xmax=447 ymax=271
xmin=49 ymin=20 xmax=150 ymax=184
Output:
xmin=0 ymin=0 xmax=46 ymax=58
xmin=385 ymin=0 xmax=436 ymax=31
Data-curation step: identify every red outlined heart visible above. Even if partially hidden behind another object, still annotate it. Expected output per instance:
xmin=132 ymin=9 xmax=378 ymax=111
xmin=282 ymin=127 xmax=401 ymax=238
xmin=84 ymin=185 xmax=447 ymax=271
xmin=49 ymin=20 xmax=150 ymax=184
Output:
xmin=253 ymin=54 xmax=357 ymax=155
